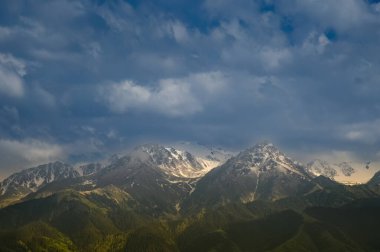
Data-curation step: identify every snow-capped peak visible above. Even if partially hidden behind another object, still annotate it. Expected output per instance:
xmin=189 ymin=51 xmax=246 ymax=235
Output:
xmin=234 ymin=143 xmax=309 ymax=177
xmin=306 ymin=159 xmax=337 ymax=179
xmin=306 ymin=159 xmax=377 ymax=185
xmin=134 ymin=144 xmax=222 ymax=178
xmin=0 ymin=161 xmax=80 ymax=196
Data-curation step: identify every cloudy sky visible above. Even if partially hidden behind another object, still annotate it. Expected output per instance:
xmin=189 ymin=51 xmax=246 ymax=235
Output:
xmin=0 ymin=0 xmax=380 ymax=177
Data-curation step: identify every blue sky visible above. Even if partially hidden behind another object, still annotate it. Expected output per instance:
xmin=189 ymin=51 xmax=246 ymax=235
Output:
xmin=0 ymin=0 xmax=380 ymax=176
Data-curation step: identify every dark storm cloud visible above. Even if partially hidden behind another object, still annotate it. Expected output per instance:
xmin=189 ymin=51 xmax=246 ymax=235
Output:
xmin=0 ymin=0 xmax=380 ymax=175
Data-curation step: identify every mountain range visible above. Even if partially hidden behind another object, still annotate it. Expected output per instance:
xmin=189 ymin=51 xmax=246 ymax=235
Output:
xmin=0 ymin=142 xmax=380 ymax=251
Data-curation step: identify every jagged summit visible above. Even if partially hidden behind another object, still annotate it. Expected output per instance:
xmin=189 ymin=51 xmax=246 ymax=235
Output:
xmin=1 ymin=142 xmax=379 ymax=210
xmin=131 ymin=144 xmax=221 ymax=178
xmin=232 ymin=142 xmax=309 ymax=177
xmin=305 ymin=159 xmax=371 ymax=185
xmin=135 ymin=144 xmax=201 ymax=167
xmin=237 ymin=142 xmax=279 ymax=160
xmin=187 ymin=143 xmax=315 ymax=206
xmin=0 ymin=161 xmax=80 ymax=198
xmin=307 ymin=159 xmax=337 ymax=179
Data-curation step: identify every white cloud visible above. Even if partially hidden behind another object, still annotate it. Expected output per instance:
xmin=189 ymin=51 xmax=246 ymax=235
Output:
xmin=165 ymin=20 xmax=190 ymax=43
xmin=153 ymin=79 xmax=201 ymax=116
xmin=212 ymin=17 xmax=292 ymax=71
xmin=0 ymin=53 xmax=26 ymax=97
xmin=0 ymin=54 xmax=26 ymax=77
xmin=96 ymin=1 xmax=134 ymax=32
xmin=0 ymin=138 xmax=65 ymax=178
xmin=260 ymin=47 xmax=292 ymax=69
xmin=0 ymin=67 xmax=24 ymax=97
xmin=301 ymin=32 xmax=331 ymax=55
xmin=101 ymin=71 xmax=227 ymax=117
xmin=341 ymin=119 xmax=380 ymax=144
xmin=0 ymin=0 xmax=379 ymax=165
xmin=279 ymin=0 xmax=377 ymax=31
xmin=103 ymin=80 xmax=151 ymax=113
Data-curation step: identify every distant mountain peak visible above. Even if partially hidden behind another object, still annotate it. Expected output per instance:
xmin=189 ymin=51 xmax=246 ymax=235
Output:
xmin=306 ymin=159 xmax=360 ymax=184
xmin=130 ymin=144 xmax=221 ymax=179
xmin=187 ymin=143 xmax=314 ymax=205
xmin=0 ymin=161 xmax=80 ymax=197
xmin=242 ymin=142 xmax=285 ymax=159
xmin=307 ymin=159 xmax=337 ymax=179
xmin=232 ymin=142 xmax=309 ymax=177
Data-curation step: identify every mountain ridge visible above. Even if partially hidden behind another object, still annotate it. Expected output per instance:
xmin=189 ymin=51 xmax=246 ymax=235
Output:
xmin=1 ymin=142 xmax=380 ymax=251
xmin=1 ymin=142 xmax=379 ymax=209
